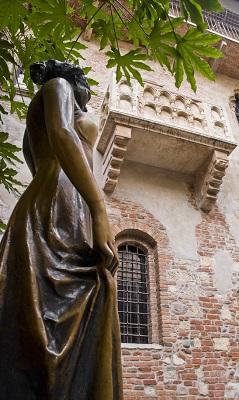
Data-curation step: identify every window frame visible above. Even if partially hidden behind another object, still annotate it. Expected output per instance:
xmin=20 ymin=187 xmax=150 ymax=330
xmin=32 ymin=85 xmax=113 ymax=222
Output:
xmin=115 ymin=231 xmax=161 ymax=346
xmin=117 ymin=243 xmax=150 ymax=344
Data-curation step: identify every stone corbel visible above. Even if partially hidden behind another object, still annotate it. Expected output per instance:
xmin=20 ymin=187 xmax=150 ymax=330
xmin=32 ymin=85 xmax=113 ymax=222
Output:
xmin=82 ymin=0 xmax=99 ymax=41
xmin=195 ymin=150 xmax=229 ymax=212
xmin=209 ymin=40 xmax=227 ymax=73
xmin=82 ymin=26 xmax=93 ymax=41
xmin=102 ymin=125 xmax=131 ymax=193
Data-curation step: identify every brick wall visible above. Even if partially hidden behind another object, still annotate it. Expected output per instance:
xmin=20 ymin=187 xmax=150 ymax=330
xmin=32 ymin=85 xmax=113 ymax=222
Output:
xmin=105 ymin=189 xmax=239 ymax=399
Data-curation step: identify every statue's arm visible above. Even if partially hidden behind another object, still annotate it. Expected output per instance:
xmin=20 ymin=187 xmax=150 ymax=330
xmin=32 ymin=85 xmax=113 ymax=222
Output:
xmin=23 ymin=129 xmax=36 ymax=177
xmin=42 ymin=77 xmax=118 ymax=267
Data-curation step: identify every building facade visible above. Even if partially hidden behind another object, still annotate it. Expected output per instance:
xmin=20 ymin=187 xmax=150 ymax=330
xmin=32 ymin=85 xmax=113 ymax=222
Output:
xmin=1 ymin=1 xmax=239 ymax=399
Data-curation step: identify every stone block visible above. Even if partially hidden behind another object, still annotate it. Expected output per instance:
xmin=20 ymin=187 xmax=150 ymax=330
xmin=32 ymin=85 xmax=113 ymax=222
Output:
xmin=213 ymin=337 xmax=230 ymax=351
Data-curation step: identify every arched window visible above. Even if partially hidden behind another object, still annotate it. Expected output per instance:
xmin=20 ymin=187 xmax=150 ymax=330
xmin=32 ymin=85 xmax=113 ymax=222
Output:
xmin=117 ymin=244 xmax=149 ymax=344
xmin=235 ymin=94 xmax=239 ymax=124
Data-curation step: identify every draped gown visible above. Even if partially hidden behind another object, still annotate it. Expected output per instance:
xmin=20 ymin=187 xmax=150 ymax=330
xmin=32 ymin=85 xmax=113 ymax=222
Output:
xmin=0 ymin=79 xmax=123 ymax=400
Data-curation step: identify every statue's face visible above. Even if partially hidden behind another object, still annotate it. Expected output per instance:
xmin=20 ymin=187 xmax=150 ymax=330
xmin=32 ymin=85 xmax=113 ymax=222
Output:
xmin=72 ymin=74 xmax=91 ymax=111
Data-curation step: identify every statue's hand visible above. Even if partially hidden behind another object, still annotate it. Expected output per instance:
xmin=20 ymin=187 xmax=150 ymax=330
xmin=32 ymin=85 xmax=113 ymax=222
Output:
xmin=92 ymin=209 xmax=119 ymax=272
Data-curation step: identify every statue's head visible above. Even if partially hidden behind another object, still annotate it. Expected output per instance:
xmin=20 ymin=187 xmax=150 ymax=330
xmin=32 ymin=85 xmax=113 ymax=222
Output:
xmin=30 ymin=60 xmax=91 ymax=111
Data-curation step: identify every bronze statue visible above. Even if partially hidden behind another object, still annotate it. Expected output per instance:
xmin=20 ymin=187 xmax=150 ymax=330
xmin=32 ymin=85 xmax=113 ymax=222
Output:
xmin=0 ymin=60 xmax=123 ymax=399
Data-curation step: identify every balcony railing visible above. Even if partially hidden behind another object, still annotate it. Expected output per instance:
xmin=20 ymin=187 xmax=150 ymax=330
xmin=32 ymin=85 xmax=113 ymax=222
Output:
xmin=170 ymin=0 xmax=239 ymax=42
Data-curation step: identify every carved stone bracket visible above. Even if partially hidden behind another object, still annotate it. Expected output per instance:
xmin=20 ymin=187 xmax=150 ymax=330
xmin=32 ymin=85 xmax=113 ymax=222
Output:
xmin=102 ymin=125 xmax=131 ymax=193
xmin=195 ymin=150 xmax=229 ymax=212
xmin=209 ymin=40 xmax=227 ymax=73
xmin=82 ymin=0 xmax=100 ymax=41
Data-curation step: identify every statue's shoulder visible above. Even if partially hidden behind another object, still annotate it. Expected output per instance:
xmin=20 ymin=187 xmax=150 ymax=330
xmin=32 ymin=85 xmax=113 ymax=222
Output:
xmin=41 ymin=77 xmax=72 ymax=94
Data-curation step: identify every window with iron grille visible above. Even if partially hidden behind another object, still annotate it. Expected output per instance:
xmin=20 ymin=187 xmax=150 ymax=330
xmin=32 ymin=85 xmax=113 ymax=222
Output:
xmin=117 ymin=244 xmax=149 ymax=344
xmin=235 ymin=94 xmax=239 ymax=123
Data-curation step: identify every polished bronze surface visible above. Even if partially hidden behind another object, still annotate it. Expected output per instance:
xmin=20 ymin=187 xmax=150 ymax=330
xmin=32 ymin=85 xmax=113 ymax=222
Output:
xmin=0 ymin=60 xmax=123 ymax=399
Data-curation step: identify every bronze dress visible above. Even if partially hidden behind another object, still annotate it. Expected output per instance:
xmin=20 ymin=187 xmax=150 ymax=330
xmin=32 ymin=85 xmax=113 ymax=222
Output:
xmin=0 ymin=85 xmax=122 ymax=400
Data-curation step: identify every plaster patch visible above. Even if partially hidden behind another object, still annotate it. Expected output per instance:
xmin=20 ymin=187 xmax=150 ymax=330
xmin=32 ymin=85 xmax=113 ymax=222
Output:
xmin=233 ymin=262 xmax=239 ymax=271
xmin=115 ymin=161 xmax=201 ymax=260
xmin=218 ymin=158 xmax=239 ymax=248
xmin=214 ymin=250 xmax=233 ymax=295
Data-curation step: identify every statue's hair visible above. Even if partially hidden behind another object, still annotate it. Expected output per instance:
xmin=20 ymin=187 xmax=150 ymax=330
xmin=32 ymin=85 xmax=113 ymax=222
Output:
xmin=30 ymin=60 xmax=88 ymax=85
xmin=30 ymin=59 xmax=91 ymax=110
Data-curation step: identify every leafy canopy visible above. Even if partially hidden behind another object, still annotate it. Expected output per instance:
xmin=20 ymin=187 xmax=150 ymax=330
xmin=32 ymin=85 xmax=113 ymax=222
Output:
xmin=0 ymin=0 xmax=224 ymax=94
xmin=0 ymin=0 xmax=223 ymax=227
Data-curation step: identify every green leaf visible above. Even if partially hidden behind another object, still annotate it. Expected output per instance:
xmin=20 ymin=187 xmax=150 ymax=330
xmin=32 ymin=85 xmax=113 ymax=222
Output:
xmin=180 ymin=0 xmax=189 ymax=20
xmin=87 ymin=78 xmax=99 ymax=87
xmin=150 ymin=21 xmax=180 ymax=45
xmin=0 ymin=49 xmax=15 ymax=65
xmin=12 ymin=36 xmax=38 ymax=70
xmin=182 ymin=55 xmax=197 ymax=92
xmin=0 ymin=40 xmax=13 ymax=50
xmin=0 ymin=132 xmax=8 ymax=142
xmin=181 ymin=0 xmax=204 ymax=30
xmin=0 ymin=0 xmax=28 ymax=34
xmin=183 ymin=28 xmax=221 ymax=44
xmin=106 ymin=48 xmax=152 ymax=86
xmin=186 ymin=43 xmax=223 ymax=58
xmin=0 ymin=219 xmax=6 ymax=235
xmin=92 ymin=17 xmax=124 ymax=50
xmin=173 ymin=58 xmax=184 ymax=88
xmin=126 ymin=18 xmax=149 ymax=48
xmin=194 ymin=0 xmax=224 ymax=12
xmin=132 ymin=0 xmax=169 ymax=24
xmin=0 ymin=104 xmax=7 ymax=115
xmin=175 ymin=26 xmax=221 ymax=90
xmin=0 ymin=157 xmax=24 ymax=197
xmin=30 ymin=0 xmax=74 ymax=37
xmin=79 ymin=2 xmax=105 ymax=23
xmin=154 ymin=17 xmax=185 ymax=34
xmin=0 ymin=132 xmax=22 ymax=165
xmin=0 ymin=57 xmax=10 ymax=81
xmin=149 ymin=19 xmax=182 ymax=71
xmin=179 ymin=43 xmax=215 ymax=81
xmin=83 ymin=67 xmax=92 ymax=75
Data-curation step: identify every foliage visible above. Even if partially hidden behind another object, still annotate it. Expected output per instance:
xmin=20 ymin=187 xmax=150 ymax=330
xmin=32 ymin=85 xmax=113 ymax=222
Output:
xmin=0 ymin=131 xmax=23 ymax=232
xmin=0 ymin=131 xmax=23 ymax=198
xmin=81 ymin=0 xmax=223 ymax=88
xmin=0 ymin=0 xmax=223 ymax=229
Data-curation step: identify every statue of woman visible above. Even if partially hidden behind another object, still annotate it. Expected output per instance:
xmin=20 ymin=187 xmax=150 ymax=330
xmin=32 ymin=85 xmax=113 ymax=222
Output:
xmin=0 ymin=60 xmax=123 ymax=400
